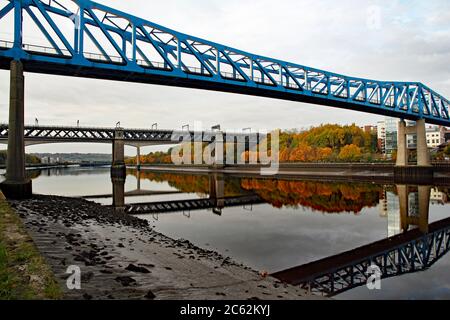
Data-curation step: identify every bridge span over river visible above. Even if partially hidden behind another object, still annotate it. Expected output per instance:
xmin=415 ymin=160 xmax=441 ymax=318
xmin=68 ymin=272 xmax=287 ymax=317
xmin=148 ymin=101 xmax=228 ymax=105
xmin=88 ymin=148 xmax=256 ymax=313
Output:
xmin=0 ymin=0 xmax=449 ymax=198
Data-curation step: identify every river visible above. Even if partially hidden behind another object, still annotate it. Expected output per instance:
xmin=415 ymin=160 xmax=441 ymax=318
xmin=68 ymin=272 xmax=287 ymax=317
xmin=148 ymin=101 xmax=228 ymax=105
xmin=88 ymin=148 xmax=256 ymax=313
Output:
xmin=2 ymin=166 xmax=450 ymax=299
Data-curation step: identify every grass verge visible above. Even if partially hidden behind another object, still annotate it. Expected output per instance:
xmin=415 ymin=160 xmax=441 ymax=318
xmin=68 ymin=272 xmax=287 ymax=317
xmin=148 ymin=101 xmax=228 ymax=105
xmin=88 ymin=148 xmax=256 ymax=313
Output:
xmin=0 ymin=192 xmax=62 ymax=299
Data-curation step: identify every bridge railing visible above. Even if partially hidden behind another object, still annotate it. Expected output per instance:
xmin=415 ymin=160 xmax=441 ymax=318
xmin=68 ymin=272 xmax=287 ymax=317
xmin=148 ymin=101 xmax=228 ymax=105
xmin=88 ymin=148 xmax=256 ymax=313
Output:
xmin=0 ymin=40 xmax=282 ymax=85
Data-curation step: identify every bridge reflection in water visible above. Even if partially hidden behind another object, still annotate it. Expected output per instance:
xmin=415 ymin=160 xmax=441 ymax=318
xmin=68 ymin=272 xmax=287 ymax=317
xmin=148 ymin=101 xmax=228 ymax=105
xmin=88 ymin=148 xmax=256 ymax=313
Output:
xmin=103 ymin=170 xmax=450 ymax=297
xmin=272 ymin=185 xmax=450 ymax=297
xmin=110 ymin=171 xmax=263 ymax=216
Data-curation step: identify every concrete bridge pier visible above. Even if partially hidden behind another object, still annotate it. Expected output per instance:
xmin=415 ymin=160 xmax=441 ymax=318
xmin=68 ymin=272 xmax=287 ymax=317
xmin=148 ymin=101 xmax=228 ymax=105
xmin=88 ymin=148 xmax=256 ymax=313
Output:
xmin=416 ymin=119 xmax=431 ymax=167
xmin=396 ymin=120 xmax=408 ymax=167
xmin=111 ymin=129 xmax=126 ymax=176
xmin=396 ymin=119 xmax=431 ymax=167
xmin=395 ymin=119 xmax=433 ymax=183
xmin=0 ymin=60 xmax=32 ymax=199
xmin=136 ymin=146 xmax=141 ymax=170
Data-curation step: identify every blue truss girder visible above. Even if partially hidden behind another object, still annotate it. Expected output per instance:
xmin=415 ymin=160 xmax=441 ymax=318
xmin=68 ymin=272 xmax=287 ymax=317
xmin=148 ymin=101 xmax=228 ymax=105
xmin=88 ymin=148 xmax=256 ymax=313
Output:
xmin=0 ymin=0 xmax=449 ymax=126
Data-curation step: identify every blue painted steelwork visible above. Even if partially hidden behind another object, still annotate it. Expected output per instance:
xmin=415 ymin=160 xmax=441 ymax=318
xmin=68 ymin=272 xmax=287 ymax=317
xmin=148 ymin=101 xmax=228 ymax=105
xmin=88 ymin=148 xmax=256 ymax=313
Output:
xmin=0 ymin=0 xmax=449 ymax=125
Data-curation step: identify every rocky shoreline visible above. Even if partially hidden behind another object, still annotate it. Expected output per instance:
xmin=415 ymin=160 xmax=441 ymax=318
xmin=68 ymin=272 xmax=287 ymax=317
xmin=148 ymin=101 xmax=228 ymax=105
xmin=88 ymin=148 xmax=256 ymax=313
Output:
xmin=9 ymin=195 xmax=313 ymax=300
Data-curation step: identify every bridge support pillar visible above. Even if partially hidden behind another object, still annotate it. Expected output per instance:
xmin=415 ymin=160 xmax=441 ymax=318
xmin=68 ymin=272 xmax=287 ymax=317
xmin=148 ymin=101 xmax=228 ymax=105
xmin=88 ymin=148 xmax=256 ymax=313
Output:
xmin=416 ymin=119 xmax=431 ymax=167
xmin=136 ymin=146 xmax=141 ymax=170
xmin=396 ymin=119 xmax=430 ymax=167
xmin=0 ymin=61 xmax=32 ymax=199
xmin=396 ymin=120 xmax=408 ymax=167
xmin=111 ymin=129 xmax=126 ymax=176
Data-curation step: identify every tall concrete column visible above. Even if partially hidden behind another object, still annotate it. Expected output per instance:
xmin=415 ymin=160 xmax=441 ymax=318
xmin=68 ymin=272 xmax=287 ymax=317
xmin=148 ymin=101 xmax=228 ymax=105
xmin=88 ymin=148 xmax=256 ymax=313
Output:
xmin=136 ymin=146 xmax=141 ymax=170
xmin=0 ymin=60 xmax=32 ymax=199
xmin=111 ymin=129 xmax=125 ymax=176
xmin=396 ymin=120 xmax=407 ymax=166
xmin=416 ymin=119 xmax=431 ymax=166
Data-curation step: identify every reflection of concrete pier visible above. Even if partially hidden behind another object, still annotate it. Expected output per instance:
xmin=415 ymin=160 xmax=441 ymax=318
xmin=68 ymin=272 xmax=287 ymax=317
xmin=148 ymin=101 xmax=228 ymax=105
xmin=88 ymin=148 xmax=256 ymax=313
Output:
xmin=111 ymin=174 xmax=125 ymax=212
xmin=379 ymin=185 xmax=432 ymax=236
xmin=209 ymin=173 xmax=225 ymax=213
xmin=397 ymin=185 xmax=431 ymax=234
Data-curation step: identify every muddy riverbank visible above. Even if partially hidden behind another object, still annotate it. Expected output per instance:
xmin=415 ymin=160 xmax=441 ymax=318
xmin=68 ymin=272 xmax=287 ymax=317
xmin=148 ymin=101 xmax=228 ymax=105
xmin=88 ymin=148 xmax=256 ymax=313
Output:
xmin=9 ymin=195 xmax=313 ymax=300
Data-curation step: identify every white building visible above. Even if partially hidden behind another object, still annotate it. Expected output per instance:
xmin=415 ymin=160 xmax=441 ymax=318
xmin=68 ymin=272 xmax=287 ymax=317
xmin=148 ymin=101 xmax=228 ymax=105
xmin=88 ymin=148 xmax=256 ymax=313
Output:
xmin=377 ymin=119 xmax=447 ymax=154
xmin=426 ymin=126 xmax=446 ymax=148
xmin=430 ymin=188 xmax=447 ymax=205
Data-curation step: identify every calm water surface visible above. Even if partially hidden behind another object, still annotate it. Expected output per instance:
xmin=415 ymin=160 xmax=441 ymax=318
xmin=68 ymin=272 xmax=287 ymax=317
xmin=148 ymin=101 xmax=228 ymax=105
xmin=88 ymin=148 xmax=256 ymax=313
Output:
xmin=3 ymin=167 xmax=450 ymax=299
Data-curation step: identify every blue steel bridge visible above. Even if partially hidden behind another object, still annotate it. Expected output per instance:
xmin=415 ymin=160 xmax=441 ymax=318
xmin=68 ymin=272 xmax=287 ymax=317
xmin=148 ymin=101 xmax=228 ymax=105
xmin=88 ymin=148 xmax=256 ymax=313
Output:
xmin=0 ymin=0 xmax=449 ymax=126
xmin=0 ymin=0 xmax=449 ymax=199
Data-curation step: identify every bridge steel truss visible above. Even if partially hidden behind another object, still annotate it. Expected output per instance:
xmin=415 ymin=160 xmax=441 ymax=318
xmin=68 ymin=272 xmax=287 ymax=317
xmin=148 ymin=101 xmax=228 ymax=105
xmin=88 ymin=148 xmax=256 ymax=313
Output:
xmin=0 ymin=0 xmax=448 ymax=126
xmin=273 ymin=218 xmax=450 ymax=297
xmin=0 ymin=124 xmax=260 ymax=144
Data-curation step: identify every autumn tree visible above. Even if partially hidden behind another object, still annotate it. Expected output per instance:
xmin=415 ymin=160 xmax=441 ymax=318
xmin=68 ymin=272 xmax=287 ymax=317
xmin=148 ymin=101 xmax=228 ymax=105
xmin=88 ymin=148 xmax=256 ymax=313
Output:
xmin=338 ymin=144 xmax=362 ymax=162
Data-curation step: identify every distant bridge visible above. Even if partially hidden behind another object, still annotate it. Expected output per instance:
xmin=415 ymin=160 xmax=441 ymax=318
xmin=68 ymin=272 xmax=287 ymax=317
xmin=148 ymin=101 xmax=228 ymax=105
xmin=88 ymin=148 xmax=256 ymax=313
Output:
xmin=0 ymin=123 xmax=260 ymax=147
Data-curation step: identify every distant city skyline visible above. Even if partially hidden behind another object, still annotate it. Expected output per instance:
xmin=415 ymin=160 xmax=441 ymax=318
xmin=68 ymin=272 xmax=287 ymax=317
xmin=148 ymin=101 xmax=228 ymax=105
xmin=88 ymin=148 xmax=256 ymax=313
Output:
xmin=0 ymin=0 xmax=449 ymax=155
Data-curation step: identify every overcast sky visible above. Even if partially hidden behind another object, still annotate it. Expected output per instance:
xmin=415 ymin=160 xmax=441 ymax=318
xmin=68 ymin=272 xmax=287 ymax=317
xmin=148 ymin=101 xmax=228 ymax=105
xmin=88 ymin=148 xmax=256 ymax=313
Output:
xmin=0 ymin=0 xmax=449 ymax=155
